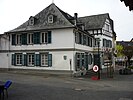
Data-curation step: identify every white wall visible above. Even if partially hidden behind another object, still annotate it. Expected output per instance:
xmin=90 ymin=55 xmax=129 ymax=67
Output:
xmin=0 ymin=34 xmax=9 ymax=50
xmin=10 ymin=51 xmax=75 ymax=71
xmin=9 ymin=28 xmax=74 ymax=51
xmin=0 ymin=53 xmax=9 ymax=68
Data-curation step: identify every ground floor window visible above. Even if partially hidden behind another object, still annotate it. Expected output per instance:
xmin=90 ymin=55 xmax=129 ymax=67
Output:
xmin=27 ymin=54 xmax=34 ymax=66
xmin=75 ymin=52 xmax=93 ymax=71
xmin=12 ymin=53 xmax=52 ymax=67
xmin=41 ymin=54 xmax=48 ymax=66
xmin=16 ymin=54 xmax=22 ymax=65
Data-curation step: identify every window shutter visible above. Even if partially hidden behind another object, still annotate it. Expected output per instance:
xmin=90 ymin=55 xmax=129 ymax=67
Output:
xmin=34 ymin=32 xmax=40 ymax=44
xmin=48 ymin=31 xmax=52 ymax=43
xmin=89 ymin=54 xmax=92 ymax=65
xmin=23 ymin=54 xmax=27 ymax=66
xmin=85 ymin=54 xmax=88 ymax=70
xmin=75 ymin=53 xmax=77 ymax=67
xmin=79 ymin=53 xmax=82 ymax=68
xmin=21 ymin=34 xmax=27 ymax=45
xmin=48 ymin=54 xmax=52 ymax=67
xmin=12 ymin=54 xmax=16 ymax=65
xmin=35 ymin=54 xmax=40 ymax=66
xmin=12 ymin=34 xmax=16 ymax=45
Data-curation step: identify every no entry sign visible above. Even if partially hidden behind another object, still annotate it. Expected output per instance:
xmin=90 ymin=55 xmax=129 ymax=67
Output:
xmin=93 ymin=65 xmax=99 ymax=72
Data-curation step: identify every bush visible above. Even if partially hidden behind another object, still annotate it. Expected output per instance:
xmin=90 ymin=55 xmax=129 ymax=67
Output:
xmin=128 ymin=66 xmax=133 ymax=69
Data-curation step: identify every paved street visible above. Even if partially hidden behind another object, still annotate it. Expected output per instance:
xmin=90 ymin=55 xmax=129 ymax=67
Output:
xmin=0 ymin=71 xmax=133 ymax=100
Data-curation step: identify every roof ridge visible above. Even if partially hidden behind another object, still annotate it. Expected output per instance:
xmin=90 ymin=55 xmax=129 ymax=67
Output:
xmin=79 ymin=13 xmax=109 ymax=19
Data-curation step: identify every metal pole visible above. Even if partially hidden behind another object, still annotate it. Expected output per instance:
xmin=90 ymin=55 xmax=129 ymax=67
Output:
xmin=98 ymin=41 xmax=100 ymax=79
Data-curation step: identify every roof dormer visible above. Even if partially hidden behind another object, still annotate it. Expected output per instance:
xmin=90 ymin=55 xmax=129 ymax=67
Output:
xmin=48 ymin=15 xmax=54 ymax=24
xmin=29 ymin=16 xmax=35 ymax=26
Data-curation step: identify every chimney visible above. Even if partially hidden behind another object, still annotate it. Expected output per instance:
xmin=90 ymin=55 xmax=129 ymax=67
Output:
xmin=74 ymin=13 xmax=78 ymax=26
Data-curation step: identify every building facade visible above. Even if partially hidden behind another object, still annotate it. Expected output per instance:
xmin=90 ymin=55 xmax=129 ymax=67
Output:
xmin=0 ymin=3 xmax=116 ymax=75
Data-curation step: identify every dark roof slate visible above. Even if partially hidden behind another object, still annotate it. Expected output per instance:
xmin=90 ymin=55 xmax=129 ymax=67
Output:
xmin=78 ymin=13 xmax=110 ymax=30
xmin=6 ymin=3 xmax=112 ymax=34
xmin=7 ymin=3 xmax=74 ymax=33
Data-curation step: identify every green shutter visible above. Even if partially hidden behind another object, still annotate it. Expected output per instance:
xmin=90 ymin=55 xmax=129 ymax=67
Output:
xmin=48 ymin=54 xmax=52 ymax=67
xmin=12 ymin=34 xmax=16 ymax=45
xmin=48 ymin=31 xmax=51 ymax=43
xmin=21 ymin=34 xmax=27 ymax=45
xmin=12 ymin=54 xmax=16 ymax=65
xmin=79 ymin=53 xmax=82 ymax=68
xmin=35 ymin=54 xmax=40 ymax=66
xmin=75 ymin=53 xmax=77 ymax=71
xmin=90 ymin=54 xmax=92 ymax=65
xmin=34 ymin=32 xmax=40 ymax=44
xmin=23 ymin=54 xmax=27 ymax=66
xmin=85 ymin=53 xmax=88 ymax=70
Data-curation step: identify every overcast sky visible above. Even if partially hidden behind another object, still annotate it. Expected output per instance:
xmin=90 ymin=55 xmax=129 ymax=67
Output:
xmin=0 ymin=0 xmax=133 ymax=41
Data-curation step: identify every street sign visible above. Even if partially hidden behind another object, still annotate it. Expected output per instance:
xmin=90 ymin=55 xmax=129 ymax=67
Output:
xmin=93 ymin=65 xmax=99 ymax=72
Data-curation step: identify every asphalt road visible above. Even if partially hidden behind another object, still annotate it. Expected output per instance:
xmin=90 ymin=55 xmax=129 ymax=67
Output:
xmin=0 ymin=71 xmax=133 ymax=100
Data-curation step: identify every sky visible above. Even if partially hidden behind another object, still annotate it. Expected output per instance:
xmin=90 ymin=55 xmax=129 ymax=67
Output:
xmin=0 ymin=0 xmax=133 ymax=41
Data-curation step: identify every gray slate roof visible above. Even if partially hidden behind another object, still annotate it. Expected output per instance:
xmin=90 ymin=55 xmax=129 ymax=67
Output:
xmin=78 ymin=13 xmax=110 ymax=30
xmin=6 ymin=3 xmax=111 ymax=33
xmin=7 ymin=3 xmax=74 ymax=33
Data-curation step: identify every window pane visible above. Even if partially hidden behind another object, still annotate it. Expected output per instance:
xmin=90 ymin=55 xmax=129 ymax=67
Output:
xmin=28 ymin=54 xmax=34 ymax=66
xmin=41 ymin=54 xmax=48 ymax=66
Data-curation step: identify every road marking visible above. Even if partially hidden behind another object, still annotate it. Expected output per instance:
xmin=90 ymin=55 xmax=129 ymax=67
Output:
xmin=74 ymin=88 xmax=82 ymax=91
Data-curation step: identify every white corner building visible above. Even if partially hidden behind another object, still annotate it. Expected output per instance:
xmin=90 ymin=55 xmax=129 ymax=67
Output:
xmin=0 ymin=3 xmax=116 ymax=76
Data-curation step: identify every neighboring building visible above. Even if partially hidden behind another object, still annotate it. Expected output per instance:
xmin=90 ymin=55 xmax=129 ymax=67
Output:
xmin=0 ymin=3 xmax=116 ymax=75
xmin=116 ymin=38 xmax=133 ymax=66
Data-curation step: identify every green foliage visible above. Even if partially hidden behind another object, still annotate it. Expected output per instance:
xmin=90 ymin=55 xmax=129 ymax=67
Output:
xmin=128 ymin=66 xmax=133 ymax=69
xmin=116 ymin=44 xmax=124 ymax=57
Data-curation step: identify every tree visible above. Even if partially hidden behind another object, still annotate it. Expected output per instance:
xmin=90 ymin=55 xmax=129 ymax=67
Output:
xmin=122 ymin=45 xmax=133 ymax=67
xmin=116 ymin=44 xmax=124 ymax=57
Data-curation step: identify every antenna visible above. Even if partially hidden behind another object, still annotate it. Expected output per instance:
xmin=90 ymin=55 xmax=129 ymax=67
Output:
xmin=52 ymin=0 xmax=54 ymax=3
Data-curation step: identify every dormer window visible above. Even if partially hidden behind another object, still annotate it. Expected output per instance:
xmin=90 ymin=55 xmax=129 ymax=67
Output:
xmin=29 ymin=16 xmax=35 ymax=26
xmin=48 ymin=15 xmax=54 ymax=23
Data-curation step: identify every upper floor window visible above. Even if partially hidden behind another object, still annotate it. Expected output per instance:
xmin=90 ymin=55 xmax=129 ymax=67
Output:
xmin=48 ymin=15 xmax=54 ymax=23
xmin=41 ymin=31 xmax=51 ymax=44
xmin=103 ymin=38 xmax=112 ymax=48
xmin=16 ymin=34 xmax=21 ymax=45
xmin=94 ymin=30 xmax=97 ymax=34
xmin=11 ymin=31 xmax=52 ymax=46
xmin=41 ymin=32 xmax=48 ymax=43
xmin=28 ymin=33 xmax=33 ymax=44
xmin=105 ymin=24 xmax=109 ymax=32
xmin=75 ymin=31 xmax=93 ymax=47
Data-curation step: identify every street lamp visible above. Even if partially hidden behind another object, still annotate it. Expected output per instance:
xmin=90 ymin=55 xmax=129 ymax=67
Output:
xmin=97 ymin=38 xmax=101 ymax=79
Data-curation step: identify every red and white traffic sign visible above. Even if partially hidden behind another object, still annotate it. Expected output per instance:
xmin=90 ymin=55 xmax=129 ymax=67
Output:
xmin=93 ymin=65 xmax=99 ymax=72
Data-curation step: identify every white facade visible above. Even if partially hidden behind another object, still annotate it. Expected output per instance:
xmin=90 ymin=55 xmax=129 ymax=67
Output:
xmin=0 ymin=28 xmax=94 ymax=74
xmin=0 ymin=4 xmax=116 ymax=76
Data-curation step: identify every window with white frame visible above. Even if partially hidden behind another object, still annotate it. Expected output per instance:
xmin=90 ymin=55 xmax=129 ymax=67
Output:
xmin=28 ymin=54 xmax=34 ymax=66
xmin=41 ymin=54 xmax=48 ymax=66
xmin=28 ymin=33 xmax=33 ymax=44
xmin=48 ymin=15 xmax=54 ymax=23
xmin=16 ymin=34 xmax=21 ymax=45
xmin=16 ymin=54 xmax=22 ymax=65
xmin=94 ymin=30 xmax=97 ymax=34
xmin=29 ymin=18 xmax=34 ymax=26
xmin=41 ymin=32 xmax=48 ymax=43
xmin=105 ymin=24 xmax=109 ymax=31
